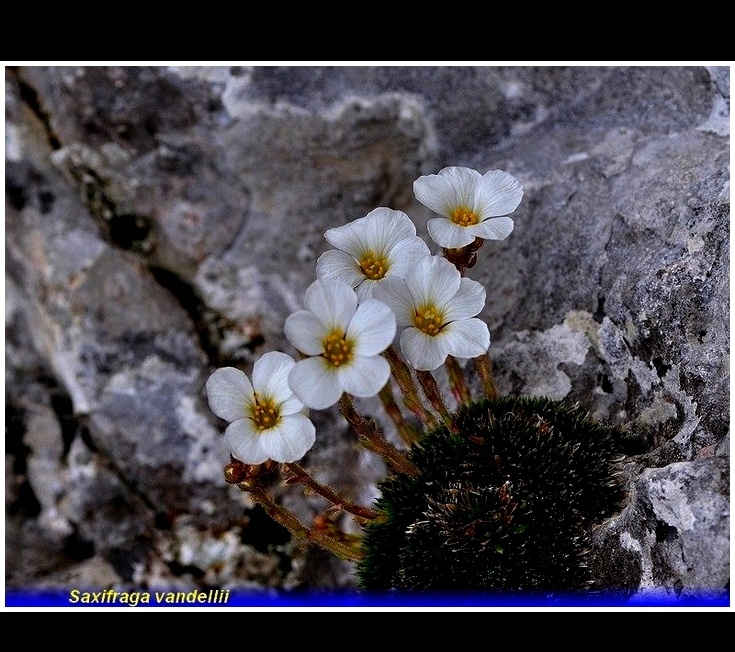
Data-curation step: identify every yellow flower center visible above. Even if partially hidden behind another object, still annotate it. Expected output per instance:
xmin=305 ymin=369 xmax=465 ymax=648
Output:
xmin=449 ymin=206 xmax=480 ymax=227
xmin=414 ymin=305 xmax=445 ymax=336
xmin=322 ymin=329 xmax=354 ymax=367
xmin=358 ymin=250 xmax=389 ymax=281
xmin=250 ymin=396 xmax=281 ymax=431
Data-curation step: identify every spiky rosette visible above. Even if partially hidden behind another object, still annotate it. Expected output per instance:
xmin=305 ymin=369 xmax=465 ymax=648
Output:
xmin=357 ymin=396 xmax=640 ymax=595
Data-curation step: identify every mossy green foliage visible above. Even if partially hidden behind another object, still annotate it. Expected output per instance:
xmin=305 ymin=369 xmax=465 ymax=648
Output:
xmin=357 ymin=396 xmax=640 ymax=594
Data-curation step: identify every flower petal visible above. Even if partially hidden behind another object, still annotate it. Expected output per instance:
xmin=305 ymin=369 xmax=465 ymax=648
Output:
xmin=289 ymin=356 xmax=344 ymax=410
xmin=259 ymin=414 xmax=316 ymax=463
xmin=206 ymin=367 xmax=253 ymax=422
xmin=406 ymin=255 xmax=461 ymax=309
xmin=355 ymin=278 xmax=379 ymax=301
xmin=225 ymin=419 xmax=268 ymax=465
xmin=414 ymin=172 xmax=455 ymax=216
xmin=474 ymin=169 xmax=524 ymax=218
xmin=316 ymin=249 xmax=365 ymax=288
xmin=252 ymin=351 xmax=294 ymax=399
xmin=337 ymin=355 xmax=391 ymax=397
xmin=347 ymin=299 xmax=396 ymax=356
xmin=304 ymin=279 xmax=358 ymax=331
xmin=278 ymin=394 xmax=306 ymax=418
xmin=324 ymin=208 xmax=416 ymax=259
xmin=372 ymin=277 xmax=414 ymax=327
xmin=323 ymin=221 xmax=367 ymax=260
xmin=473 ymin=216 xmax=515 ymax=241
xmin=438 ymin=318 xmax=490 ymax=359
xmin=383 ymin=236 xmax=432 ymax=278
xmin=251 ymin=351 xmax=303 ymax=416
xmin=414 ymin=167 xmax=481 ymax=217
xmin=284 ymin=310 xmax=325 ymax=356
xmin=400 ymin=327 xmax=448 ymax=371
xmin=427 ymin=217 xmax=477 ymax=249
xmin=439 ymin=166 xmax=483 ymax=203
xmin=443 ymin=277 xmax=486 ymax=322
xmin=359 ymin=207 xmax=418 ymax=253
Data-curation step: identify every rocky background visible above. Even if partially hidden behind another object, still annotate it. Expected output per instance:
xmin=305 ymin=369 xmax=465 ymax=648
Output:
xmin=5 ymin=65 xmax=729 ymax=603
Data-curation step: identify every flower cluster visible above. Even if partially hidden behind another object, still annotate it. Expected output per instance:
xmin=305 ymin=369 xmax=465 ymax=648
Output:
xmin=205 ymin=165 xmax=524 ymax=567
xmin=206 ymin=166 xmax=522 ymax=466
xmin=204 ymin=166 xmax=636 ymax=596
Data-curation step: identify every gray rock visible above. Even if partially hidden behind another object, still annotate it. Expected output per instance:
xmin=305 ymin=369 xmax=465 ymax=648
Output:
xmin=590 ymin=455 xmax=729 ymax=603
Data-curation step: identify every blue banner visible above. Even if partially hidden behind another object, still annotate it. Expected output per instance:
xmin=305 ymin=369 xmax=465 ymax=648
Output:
xmin=4 ymin=588 xmax=730 ymax=608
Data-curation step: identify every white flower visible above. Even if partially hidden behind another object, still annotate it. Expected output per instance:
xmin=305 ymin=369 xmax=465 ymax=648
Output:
xmin=373 ymin=255 xmax=490 ymax=371
xmin=316 ymin=207 xmax=431 ymax=300
xmin=413 ymin=166 xmax=523 ymax=249
xmin=284 ymin=279 xmax=396 ymax=410
xmin=206 ymin=351 xmax=316 ymax=464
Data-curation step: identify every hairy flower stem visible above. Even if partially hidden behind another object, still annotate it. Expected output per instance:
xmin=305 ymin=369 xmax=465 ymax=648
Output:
xmin=474 ymin=352 xmax=498 ymax=399
xmin=243 ymin=483 xmax=363 ymax=562
xmin=378 ymin=384 xmax=421 ymax=445
xmin=383 ymin=346 xmax=437 ymax=428
xmin=415 ymin=370 xmax=458 ymax=433
xmin=283 ymin=462 xmax=378 ymax=522
xmin=338 ymin=394 xmax=420 ymax=477
xmin=445 ymin=355 xmax=472 ymax=405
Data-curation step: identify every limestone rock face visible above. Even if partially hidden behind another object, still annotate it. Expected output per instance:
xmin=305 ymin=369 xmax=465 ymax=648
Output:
xmin=5 ymin=65 xmax=728 ymax=602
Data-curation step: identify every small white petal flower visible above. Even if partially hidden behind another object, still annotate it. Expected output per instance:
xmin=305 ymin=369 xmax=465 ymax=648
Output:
xmin=316 ymin=207 xmax=431 ymax=300
xmin=206 ymin=352 xmax=316 ymax=464
xmin=374 ymin=255 xmax=490 ymax=371
xmin=285 ymin=279 xmax=396 ymax=409
xmin=413 ymin=166 xmax=523 ymax=249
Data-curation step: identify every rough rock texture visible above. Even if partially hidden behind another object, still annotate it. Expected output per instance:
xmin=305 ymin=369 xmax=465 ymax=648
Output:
xmin=5 ymin=65 xmax=729 ymax=604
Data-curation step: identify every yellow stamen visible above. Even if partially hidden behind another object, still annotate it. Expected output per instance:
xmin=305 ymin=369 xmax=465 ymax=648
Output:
xmin=250 ymin=395 xmax=281 ymax=431
xmin=322 ymin=329 xmax=354 ymax=367
xmin=449 ymin=205 xmax=480 ymax=227
xmin=358 ymin=250 xmax=389 ymax=281
xmin=414 ymin=305 xmax=445 ymax=336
